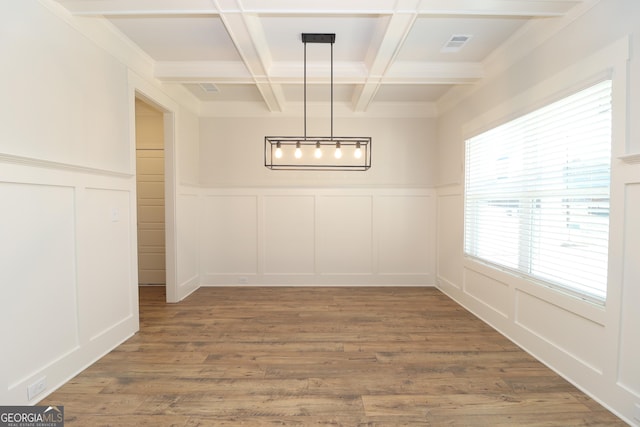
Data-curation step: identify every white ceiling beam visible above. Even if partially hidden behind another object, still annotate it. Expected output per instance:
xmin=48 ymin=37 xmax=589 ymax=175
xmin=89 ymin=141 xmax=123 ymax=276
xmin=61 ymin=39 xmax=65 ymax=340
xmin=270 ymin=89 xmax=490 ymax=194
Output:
xmin=58 ymin=0 xmax=581 ymax=17
xmin=214 ymin=1 xmax=286 ymax=112
xmin=155 ymin=63 xmax=369 ymax=85
xmin=223 ymin=0 xmax=398 ymax=14
xmin=416 ymin=0 xmax=580 ymax=16
xmin=54 ymin=0 xmax=581 ymax=112
xmin=56 ymin=0 xmax=220 ymax=16
xmin=227 ymin=0 xmax=578 ymax=16
xmin=352 ymin=11 xmax=417 ymax=112
xmin=269 ymin=62 xmax=370 ymax=83
xmin=154 ymin=60 xmax=483 ymax=85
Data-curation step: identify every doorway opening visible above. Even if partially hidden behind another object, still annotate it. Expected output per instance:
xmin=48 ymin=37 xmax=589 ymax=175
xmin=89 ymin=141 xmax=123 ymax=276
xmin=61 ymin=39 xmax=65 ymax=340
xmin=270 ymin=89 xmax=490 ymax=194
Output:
xmin=135 ymin=98 xmax=166 ymax=287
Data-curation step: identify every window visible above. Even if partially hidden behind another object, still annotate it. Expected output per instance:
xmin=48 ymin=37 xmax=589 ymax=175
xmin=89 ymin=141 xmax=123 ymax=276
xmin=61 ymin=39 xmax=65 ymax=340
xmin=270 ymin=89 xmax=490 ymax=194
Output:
xmin=464 ymin=80 xmax=612 ymax=303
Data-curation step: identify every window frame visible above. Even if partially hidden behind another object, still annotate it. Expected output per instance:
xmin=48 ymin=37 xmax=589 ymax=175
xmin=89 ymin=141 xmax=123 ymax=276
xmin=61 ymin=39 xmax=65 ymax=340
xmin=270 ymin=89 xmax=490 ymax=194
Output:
xmin=463 ymin=79 xmax=613 ymax=304
xmin=459 ymin=36 xmax=629 ymax=311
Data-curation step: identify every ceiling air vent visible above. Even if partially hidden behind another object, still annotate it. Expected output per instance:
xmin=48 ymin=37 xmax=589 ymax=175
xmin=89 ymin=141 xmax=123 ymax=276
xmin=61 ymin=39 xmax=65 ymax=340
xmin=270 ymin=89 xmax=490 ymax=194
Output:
xmin=441 ymin=35 xmax=472 ymax=53
xmin=198 ymin=83 xmax=219 ymax=93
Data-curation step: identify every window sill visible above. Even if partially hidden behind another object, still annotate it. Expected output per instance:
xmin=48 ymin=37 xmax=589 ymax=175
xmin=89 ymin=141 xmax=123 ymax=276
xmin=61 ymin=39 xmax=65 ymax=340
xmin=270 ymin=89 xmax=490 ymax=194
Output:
xmin=618 ymin=153 xmax=640 ymax=164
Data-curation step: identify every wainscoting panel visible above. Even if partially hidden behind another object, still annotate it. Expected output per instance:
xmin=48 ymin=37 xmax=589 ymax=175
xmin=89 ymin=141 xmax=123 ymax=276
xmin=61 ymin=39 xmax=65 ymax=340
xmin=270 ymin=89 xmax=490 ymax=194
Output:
xmin=618 ymin=183 xmax=640 ymax=395
xmin=463 ymin=267 xmax=510 ymax=319
xmin=176 ymin=191 xmax=200 ymax=296
xmin=201 ymin=195 xmax=258 ymax=275
xmin=515 ymin=289 xmax=605 ymax=373
xmin=377 ymin=195 xmax=433 ymax=275
xmin=200 ymin=188 xmax=435 ymax=286
xmin=436 ymin=190 xmax=464 ymax=289
xmin=79 ymin=187 xmax=133 ymax=341
xmin=263 ymin=195 xmax=315 ymax=275
xmin=0 ymin=159 xmax=138 ymax=405
xmin=1 ymin=182 xmax=79 ymax=388
xmin=317 ymin=195 xmax=373 ymax=275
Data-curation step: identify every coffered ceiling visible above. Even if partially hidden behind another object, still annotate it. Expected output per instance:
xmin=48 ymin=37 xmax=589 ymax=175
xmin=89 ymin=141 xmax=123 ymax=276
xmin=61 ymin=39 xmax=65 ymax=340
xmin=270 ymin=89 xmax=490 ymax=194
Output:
xmin=53 ymin=0 xmax=590 ymax=112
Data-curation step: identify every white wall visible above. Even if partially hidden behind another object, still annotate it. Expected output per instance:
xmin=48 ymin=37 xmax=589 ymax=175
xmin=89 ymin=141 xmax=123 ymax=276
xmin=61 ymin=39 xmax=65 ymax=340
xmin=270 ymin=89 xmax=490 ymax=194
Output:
xmin=435 ymin=0 xmax=640 ymax=424
xmin=200 ymin=115 xmax=436 ymax=188
xmin=0 ymin=2 xmax=129 ymax=171
xmin=0 ymin=0 xmax=200 ymax=404
xmin=197 ymin=112 xmax=438 ymax=286
xmin=200 ymin=188 xmax=435 ymax=286
xmin=174 ymin=105 xmax=201 ymax=298
xmin=0 ymin=0 xmax=136 ymax=405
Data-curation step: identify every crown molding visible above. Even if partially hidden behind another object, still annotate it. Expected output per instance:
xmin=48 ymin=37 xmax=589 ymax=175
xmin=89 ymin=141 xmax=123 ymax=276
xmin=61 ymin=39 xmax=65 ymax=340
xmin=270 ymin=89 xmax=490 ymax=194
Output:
xmin=198 ymin=100 xmax=437 ymax=118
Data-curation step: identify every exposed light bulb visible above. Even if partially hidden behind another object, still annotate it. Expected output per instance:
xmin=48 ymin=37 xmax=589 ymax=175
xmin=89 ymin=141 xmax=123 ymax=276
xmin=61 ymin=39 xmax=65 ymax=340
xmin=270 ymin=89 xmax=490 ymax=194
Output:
xmin=354 ymin=142 xmax=362 ymax=159
xmin=294 ymin=141 xmax=302 ymax=159
xmin=314 ymin=142 xmax=322 ymax=159
xmin=275 ymin=142 xmax=283 ymax=159
xmin=334 ymin=142 xmax=342 ymax=159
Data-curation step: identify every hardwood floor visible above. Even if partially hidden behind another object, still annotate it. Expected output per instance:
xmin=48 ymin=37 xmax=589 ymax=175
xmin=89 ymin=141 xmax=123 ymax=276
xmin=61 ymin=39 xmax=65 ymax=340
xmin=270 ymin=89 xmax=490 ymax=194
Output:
xmin=42 ymin=286 xmax=625 ymax=426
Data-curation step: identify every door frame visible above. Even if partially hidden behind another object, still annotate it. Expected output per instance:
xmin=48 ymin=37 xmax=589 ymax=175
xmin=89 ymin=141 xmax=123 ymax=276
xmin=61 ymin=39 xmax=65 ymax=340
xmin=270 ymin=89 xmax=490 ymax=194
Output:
xmin=128 ymin=72 xmax=180 ymax=303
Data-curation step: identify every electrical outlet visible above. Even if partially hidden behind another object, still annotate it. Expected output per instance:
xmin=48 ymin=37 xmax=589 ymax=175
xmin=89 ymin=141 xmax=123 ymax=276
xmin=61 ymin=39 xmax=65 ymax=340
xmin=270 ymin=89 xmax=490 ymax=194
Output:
xmin=239 ymin=276 xmax=248 ymax=284
xmin=633 ymin=403 xmax=640 ymax=421
xmin=27 ymin=377 xmax=47 ymax=400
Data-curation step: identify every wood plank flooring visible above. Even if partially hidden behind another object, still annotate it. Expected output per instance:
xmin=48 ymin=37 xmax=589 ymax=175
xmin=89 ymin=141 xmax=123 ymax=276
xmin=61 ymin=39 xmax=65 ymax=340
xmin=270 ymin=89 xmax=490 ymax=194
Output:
xmin=42 ymin=286 xmax=625 ymax=426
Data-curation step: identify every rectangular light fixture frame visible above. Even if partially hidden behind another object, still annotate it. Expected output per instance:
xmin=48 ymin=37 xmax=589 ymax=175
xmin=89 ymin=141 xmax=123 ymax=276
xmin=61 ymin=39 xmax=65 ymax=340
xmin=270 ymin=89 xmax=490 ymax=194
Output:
xmin=264 ymin=33 xmax=372 ymax=172
xmin=265 ymin=136 xmax=371 ymax=171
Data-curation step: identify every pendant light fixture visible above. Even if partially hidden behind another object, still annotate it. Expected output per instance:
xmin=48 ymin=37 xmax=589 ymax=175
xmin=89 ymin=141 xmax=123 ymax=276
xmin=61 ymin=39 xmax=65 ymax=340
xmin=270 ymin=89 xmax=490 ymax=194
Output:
xmin=265 ymin=33 xmax=371 ymax=171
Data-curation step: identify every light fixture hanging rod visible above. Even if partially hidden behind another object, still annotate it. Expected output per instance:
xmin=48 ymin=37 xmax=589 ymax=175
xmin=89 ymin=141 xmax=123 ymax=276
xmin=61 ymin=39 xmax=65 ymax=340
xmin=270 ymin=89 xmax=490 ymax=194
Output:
xmin=302 ymin=33 xmax=335 ymax=142
xmin=331 ymin=40 xmax=334 ymax=141
xmin=304 ymin=39 xmax=307 ymax=141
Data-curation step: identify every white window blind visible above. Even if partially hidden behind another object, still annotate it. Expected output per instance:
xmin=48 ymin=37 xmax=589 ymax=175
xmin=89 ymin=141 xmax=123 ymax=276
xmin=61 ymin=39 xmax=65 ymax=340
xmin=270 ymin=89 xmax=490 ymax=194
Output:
xmin=464 ymin=80 xmax=612 ymax=303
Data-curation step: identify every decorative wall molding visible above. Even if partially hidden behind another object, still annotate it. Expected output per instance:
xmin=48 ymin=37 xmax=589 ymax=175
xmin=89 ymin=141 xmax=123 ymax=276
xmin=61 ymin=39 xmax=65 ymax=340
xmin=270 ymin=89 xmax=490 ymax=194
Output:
xmin=0 ymin=153 xmax=133 ymax=178
xmin=1 ymin=160 xmax=138 ymax=404
xmin=618 ymin=152 xmax=640 ymax=165
xmin=199 ymin=187 xmax=437 ymax=286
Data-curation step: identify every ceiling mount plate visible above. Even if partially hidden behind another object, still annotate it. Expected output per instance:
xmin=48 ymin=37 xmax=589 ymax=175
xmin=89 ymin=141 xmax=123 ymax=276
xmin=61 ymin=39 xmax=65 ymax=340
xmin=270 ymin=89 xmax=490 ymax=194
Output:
xmin=302 ymin=33 xmax=335 ymax=44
